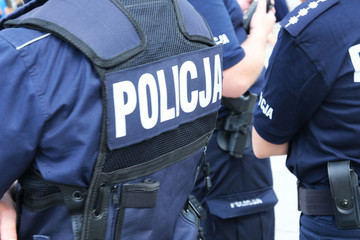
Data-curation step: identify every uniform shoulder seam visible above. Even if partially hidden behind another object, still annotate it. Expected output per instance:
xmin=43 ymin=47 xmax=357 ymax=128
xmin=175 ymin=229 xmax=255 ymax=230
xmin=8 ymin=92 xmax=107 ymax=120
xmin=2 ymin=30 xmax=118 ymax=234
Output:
xmin=280 ymin=0 xmax=340 ymax=37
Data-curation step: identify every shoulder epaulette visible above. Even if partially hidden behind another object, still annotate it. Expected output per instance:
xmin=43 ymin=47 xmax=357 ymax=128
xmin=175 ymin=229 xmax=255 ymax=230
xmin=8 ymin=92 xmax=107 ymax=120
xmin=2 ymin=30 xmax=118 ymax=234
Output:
xmin=280 ymin=0 xmax=340 ymax=37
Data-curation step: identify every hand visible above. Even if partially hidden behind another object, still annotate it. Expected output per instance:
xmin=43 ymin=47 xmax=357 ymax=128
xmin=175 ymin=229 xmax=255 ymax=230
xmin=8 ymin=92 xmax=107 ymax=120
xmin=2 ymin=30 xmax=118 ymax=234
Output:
xmin=249 ymin=0 xmax=276 ymax=38
xmin=237 ymin=0 xmax=253 ymax=13
xmin=4 ymin=7 xmax=13 ymax=16
xmin=0 ymin=187 xmax=17 ymax=240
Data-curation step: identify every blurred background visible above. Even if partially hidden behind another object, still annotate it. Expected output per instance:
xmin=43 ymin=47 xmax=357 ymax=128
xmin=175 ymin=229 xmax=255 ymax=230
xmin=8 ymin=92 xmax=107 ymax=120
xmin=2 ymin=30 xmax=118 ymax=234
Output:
xmin=0 ymin=0 xmax=22 ymax=18
xmin=271 ymin=155 xmax=300 ymax=240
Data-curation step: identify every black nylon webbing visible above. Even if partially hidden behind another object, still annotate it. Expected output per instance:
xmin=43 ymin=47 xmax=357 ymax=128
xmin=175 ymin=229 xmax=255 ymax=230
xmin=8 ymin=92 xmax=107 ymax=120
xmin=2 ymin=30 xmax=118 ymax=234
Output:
xmin=19 ymin=168 xmax=87 ymax=213
xmin=298 ymin=186 xmax=334 ymax=215
xmin=298 ymin=186 xmax=360 ymax=216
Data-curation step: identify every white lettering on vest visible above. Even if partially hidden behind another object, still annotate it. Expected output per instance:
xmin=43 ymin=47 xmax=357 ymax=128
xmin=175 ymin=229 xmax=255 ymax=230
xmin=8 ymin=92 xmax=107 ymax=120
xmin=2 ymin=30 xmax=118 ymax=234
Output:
xmin=199 ymin=57 xmax=212 ymax=108
xmin=179 ymin=61 xmax=198 ymax=113
xmin=157 ymin=70 xmax=175 ymax=122
xmin=172 ymin=65 xmax=180 ymax=117
xmin=113 ymin=81 xmax=137 ymax=138
xmin=138 ymin=73 xmax=159 ymax=129
xmin=112 ymin=54 xmax=222 ymax=138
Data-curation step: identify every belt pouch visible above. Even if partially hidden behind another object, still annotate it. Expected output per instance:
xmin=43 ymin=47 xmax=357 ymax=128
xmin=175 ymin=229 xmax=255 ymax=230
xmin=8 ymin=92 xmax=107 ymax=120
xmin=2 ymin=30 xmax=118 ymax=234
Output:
xmin=328 ymin=160 xmax=360 ymax=229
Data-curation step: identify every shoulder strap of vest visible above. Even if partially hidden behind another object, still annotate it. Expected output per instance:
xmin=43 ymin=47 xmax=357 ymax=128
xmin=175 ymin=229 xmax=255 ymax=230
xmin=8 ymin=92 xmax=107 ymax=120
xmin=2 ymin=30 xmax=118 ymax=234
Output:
xmin=3 ymin=0 xmax=214 ymax=68
xmin=175 ymin=0 xmax=214 ymax=43
xmin=4 ymin=0 xmax=145 ymax=68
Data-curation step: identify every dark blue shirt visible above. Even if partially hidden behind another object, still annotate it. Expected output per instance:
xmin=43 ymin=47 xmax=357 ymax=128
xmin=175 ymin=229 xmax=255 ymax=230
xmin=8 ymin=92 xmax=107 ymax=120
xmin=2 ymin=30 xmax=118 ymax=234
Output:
xmin=254 ymin=0 xmax=360 ymax=185
xmin=0 ymin=27 xmax=102 ymax=196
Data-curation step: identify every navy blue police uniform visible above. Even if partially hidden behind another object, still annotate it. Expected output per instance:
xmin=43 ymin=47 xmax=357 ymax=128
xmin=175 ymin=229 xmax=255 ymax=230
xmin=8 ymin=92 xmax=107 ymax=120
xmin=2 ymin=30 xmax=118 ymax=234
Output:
xmin=0 ymin=0 xmax=223 ymax=239
xmin=187 ymin=0 xmax=285 ymax=239
xmin=274 ymin=0 xmax=290 ymax=22
xmin=253 ymin=0 xmax=360 ymax=238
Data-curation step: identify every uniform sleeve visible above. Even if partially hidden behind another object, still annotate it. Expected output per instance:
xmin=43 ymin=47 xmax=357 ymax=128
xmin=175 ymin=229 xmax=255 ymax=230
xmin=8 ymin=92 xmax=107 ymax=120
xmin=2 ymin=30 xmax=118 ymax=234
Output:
xmin=0 ymin=36 xmax=46 ymax=197
xmin=189 ymin=0 xmax=245 ymax=70
xmin=253 ymin=29 xmax=330 ymax=144
xmin=274 ymin=0 xmax=290 ymax=22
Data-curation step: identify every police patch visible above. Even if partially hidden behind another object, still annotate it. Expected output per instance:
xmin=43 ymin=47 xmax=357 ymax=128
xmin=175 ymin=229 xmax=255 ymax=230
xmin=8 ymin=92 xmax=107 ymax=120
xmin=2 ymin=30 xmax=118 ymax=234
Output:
xmin=106 ymin=45 xmax=223 ymax=150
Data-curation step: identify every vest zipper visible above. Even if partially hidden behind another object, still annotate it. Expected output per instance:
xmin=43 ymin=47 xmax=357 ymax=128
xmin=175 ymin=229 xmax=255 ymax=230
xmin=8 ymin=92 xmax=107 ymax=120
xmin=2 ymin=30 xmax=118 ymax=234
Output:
xmin=110 ymin=184 xmax=121 ymax=240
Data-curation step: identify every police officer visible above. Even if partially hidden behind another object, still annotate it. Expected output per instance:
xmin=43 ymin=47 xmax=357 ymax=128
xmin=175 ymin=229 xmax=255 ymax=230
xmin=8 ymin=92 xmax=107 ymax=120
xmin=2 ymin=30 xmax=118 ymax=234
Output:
xmin=0 ymin=0 xmax=223 ymax=239
xmin=187 ymin=0 xmax=278 ymax=239
xmin=252 ymin=0 xmax=360 ymax=239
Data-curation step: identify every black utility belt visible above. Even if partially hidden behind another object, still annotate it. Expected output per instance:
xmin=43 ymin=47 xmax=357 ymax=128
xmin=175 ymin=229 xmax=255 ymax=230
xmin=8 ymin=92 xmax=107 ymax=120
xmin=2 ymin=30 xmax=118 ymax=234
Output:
xmin=298 ymin=160 xmax=360 ymax=229
xmin=298 ymin=185 xmax=360 ymax=215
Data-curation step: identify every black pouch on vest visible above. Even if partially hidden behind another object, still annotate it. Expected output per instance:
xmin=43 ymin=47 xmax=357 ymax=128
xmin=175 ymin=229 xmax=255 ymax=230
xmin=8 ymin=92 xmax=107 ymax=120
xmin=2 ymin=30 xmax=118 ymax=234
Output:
xmin=328 ymin=160 xmax=360 ymax=229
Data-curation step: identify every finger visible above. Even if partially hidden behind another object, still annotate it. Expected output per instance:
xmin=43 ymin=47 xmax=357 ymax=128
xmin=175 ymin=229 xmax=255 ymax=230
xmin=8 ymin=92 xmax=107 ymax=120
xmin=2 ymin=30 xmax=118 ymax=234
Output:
xmin=0 ymin=205 xmax=17 ymax=240
xmin=270 ymin=0 xmax=275 ymax=10
xmin=256 ymin=0 xmax=267 ymax=12
xmin=0 ymin=193 xmax=17 ymax=240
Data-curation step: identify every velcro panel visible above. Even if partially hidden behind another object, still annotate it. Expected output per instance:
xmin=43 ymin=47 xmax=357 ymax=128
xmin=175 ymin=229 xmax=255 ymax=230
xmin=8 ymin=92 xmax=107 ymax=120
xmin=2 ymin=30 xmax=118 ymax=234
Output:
xmin=105 ymin=45 xmax=223 ymax=150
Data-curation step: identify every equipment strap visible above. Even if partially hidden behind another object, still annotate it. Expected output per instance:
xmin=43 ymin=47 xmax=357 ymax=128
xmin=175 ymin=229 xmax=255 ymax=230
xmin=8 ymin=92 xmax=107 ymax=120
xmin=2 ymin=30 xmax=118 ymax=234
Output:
xmin=297 ymin=185 xmax=334 ymax=215
xmin=19 ymin=168 xmax=87 ymax=213
xmin=298 ymin=161 xmax=360 ymax=223
xmin=328 ymin=160 xmax=360 ymax=228
xmin=298 ymin=186 xmax=360 ymax=215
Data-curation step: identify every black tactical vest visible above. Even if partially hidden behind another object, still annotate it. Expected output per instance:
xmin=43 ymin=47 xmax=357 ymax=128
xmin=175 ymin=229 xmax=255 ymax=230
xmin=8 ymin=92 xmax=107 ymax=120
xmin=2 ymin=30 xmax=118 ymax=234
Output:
xmin=3 ymin=0 xmax=223 ymax=239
